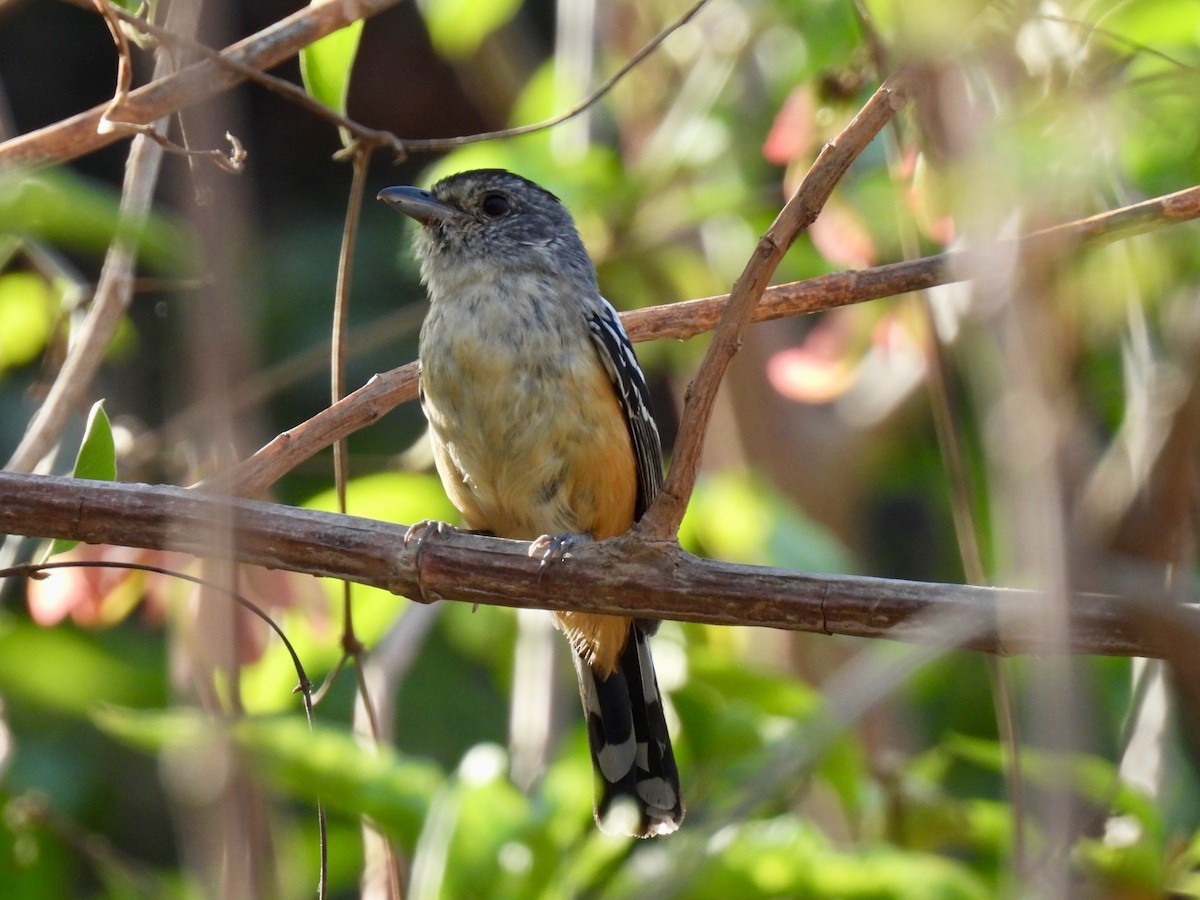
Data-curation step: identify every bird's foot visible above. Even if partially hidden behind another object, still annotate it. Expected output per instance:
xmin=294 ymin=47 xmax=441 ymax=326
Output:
xmin=403 ymin=520 xmax=458 ymax=603
xmin=404 ymin=519 xmax=458 ymax=552
xmin=529 ymin=533 xmax=591 ymax=583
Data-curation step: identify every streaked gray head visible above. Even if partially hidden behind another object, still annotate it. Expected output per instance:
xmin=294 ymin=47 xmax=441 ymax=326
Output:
xmin=378 ymin=169 xmax=597 ymax=295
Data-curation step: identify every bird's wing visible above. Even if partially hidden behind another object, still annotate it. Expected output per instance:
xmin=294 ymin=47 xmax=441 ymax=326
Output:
xmin=586 ymin=298 xmax=664 ymax=519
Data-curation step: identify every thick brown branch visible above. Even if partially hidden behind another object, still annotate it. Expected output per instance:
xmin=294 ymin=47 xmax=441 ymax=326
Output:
xmin=1 ymin=472 xmax=1194 ymax=659
xmin=0 ymin=0 xmax=404 ymax=167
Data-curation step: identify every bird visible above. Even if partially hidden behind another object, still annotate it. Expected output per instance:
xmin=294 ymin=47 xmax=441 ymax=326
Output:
xmin=379 ymin=169 xmax=683 ymax=837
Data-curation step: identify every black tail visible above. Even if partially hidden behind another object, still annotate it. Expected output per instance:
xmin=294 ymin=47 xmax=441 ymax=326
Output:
xmin=573 ymin=623 xmax=683 ymax=837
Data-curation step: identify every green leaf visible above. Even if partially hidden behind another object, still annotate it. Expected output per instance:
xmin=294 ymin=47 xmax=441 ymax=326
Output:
xmin=242 ymin=715 xmax=443 ymax=840
xmin=438 ymin=746 xmax=541 ymax=897
xmin=48 ymin=401 xmax=117 ymax=557
xmin=72 ymin=400 xmax=117 ymax=483
xmin=300 ymin=17 xmax=363 ymax=129
xmin=417 ymin=0 xmax=521 ymax=60
xmin=107 ymin=0 xmax=159 ymax=50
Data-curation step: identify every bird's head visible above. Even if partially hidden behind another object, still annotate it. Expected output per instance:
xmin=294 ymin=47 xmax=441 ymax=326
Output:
xmin=378 ymin=169 xmax=595 ymax=294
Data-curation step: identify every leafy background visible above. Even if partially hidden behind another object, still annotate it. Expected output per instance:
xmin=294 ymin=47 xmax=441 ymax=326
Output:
xmin=2 ymin=0 xmax=1200 ymax=896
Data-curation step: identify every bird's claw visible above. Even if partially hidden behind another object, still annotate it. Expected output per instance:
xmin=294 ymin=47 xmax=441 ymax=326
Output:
xmin=529 ymin=532 xmax=590 ymax=571
xmin=404 ymin=519 xmax=456 ymax=551
xmin=404 ymin=519 xmax=457 ymax=604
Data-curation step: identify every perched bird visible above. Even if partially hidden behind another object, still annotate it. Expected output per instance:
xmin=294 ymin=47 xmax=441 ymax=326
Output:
xmin=379 ymin=169 xmax=683 ymax=837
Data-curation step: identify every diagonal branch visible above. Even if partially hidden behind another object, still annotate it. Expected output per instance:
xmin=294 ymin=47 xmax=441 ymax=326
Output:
xmin=636 ymin=71 xmax=914 ymax=539
xmin=1 ymin=471 xmax=1196 ymax=661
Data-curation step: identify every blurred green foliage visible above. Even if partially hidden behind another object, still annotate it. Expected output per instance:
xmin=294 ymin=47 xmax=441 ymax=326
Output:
xmin=0 ymin=271 xmax=56 ymax=371
xmin=417 ymin=0 xmax=523 ymax=60
xmin=2 ymin=0 xmax=1200 ymax=896
xmin=0 ymin=169 xmax=189 ymax=273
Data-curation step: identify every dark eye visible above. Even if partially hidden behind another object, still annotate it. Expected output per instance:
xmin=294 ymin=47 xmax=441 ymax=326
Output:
xmin=480 ymin=193 xmax=511 ymax=218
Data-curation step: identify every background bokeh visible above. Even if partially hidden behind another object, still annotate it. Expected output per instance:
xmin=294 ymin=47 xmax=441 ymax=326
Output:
xmin=2 ymin=0 xmax=1200 ymax=896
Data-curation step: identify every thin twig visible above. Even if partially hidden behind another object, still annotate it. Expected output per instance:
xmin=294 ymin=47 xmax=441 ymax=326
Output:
xmin=622 ymin=181 xmax=1200 ymax=342
xmin=151 ymin=304 xmax=423 ymax=460
xmin=114 ymin=124 xmax=247 ymax=173
xmin=92 ymin=0 xmax=137 ymax=124
xmin=1039 ymin=12 xmax=1198 ymax=74
xmin=323 ymin=144 xmax=403 ymax=893
xmin=200 ymin=364 xmax=421 ymax=496
xmin=331 ymin=147 xmax=370 ymax=659
xmin=90 ymin=1 xmax=246 ymax=172
xmin=11 ymin=558 xmax=313 ymax=694
xmin=886 ymin=100 xmax=1032 ymax=884
xmin=848 ymin=4 xmax=1031 ymax=866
